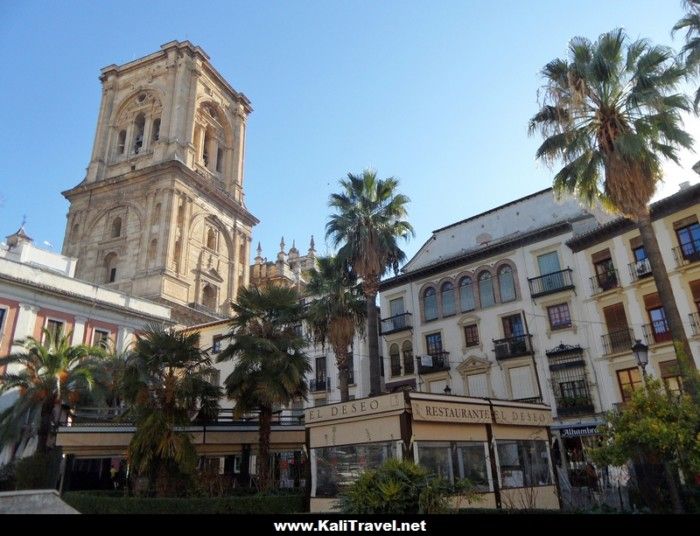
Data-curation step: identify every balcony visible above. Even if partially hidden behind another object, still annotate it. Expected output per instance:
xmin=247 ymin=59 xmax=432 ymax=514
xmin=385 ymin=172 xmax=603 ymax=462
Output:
xmin=672 ymin=239 xmax=700 ymax=267
xmin=589 ymin=269 xmax=620 ymax=295
xmin=690 ymin=312 xmax=700 ymax=336
xmin=417 ymin=351 xmax=450 ymax=374
xmin=555 ymin=396 xmax=595 ymax=417
xmin=380 ymin=312 xmax=412 ymax=335
xmin=527 ymin=268 xmax=575 ymax=298
xmin=642 ymin=320 xmax=672 ymax=345
xmin=309 ymin=378 xmax=331 ymax=392
xmin=513 ymin=396 xmax=543 ymax=404
xmin=493 ymin=334 xmax=534 ymax=361
xmin=187 ymin=301 xmax=228 ymax=320
xmin=601 ymin=328 xmax=634 ymax=355
xmin=628 ymin=258 xmax=653 ymax=282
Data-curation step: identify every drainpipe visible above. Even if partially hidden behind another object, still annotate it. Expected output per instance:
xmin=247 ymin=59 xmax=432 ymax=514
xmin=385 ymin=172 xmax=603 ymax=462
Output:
xmin=486 ymin=399 xmax=502 ymax=509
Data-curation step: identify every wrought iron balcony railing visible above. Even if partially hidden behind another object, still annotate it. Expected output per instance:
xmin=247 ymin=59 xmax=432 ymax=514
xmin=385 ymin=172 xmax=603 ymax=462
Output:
xmin=527 ymin=269 xmax=575 ymax=298
xmin=417 ymin=351 xmax=450 ymax=374
xmin=642 ymin=320 xmax=672 ymax=345
xmin=690 ymin=312 xmax=700 ymax=336
xmin=493 ymin=334 xmax=534 ymax=360
xmin=380 ymin=312 xmax=413 ymax=335
xmin=513 ymin=396 xmax=543 ymax=404
xmin=589 ymin=269 xmax=620 ymax=295
xmin=309 ymin=378 xmax=331 ymax=392
xmin=601 ymin=328 xmax=634 ymax=355
xmin=628 ymin=258 xmax=652 ymax=282
xmin=672 ymin=239 xmax=700 ymax=267
xmin=555 ymin=396 xmax=595 ymax=417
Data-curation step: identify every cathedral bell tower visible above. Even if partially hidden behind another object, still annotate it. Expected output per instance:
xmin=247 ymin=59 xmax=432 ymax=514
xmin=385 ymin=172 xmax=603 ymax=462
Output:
xmin=61 ymin=41 xmax=259 ymax=325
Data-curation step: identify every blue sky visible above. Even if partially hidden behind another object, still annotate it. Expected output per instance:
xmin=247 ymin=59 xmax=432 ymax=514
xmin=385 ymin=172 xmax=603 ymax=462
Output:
xmin=0 ymin=1 xmax=696 ymax=267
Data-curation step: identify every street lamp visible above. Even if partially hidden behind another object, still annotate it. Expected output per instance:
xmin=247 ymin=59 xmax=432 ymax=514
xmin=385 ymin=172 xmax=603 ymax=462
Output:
xmin=443 ymin=385 xmax=452 ymax=395
xmin=631 ymin=339 xmax=649 ymax=380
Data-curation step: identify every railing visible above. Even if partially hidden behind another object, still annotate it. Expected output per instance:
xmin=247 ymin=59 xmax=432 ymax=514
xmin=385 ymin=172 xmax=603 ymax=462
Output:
xmin=513 ymin=396 xmax=543 ymax=404
xmin=527 ymin=269 xmax=575 ymax=298
xmin=642 ymin=320 xmax=672 ymax=345
xmin=309 ymin=378 xmax=331 ymax=392
xmin=672 ymin=239 xmax=700 ymax=267
xmin=601 ymin=328 xmax=634 ymax=355
xmin=493 ymin=334 xmax=534 ymax=360
xmin=628 ymin=258 xmax=652 ymax=282
xmin=380 ymin=312 xmax=412 ymax=335
xmin=187 ymin=302 xmax=228 ymax=320
xmin=690 ymin=312 xmax=700 ymax=336
xmin=589 ymin=269 xmax=620 ymax=295
xmin=555 ymin=396 xmax=595 ymax=417
xmin=417 ymin=351 xmax=450 ymax=374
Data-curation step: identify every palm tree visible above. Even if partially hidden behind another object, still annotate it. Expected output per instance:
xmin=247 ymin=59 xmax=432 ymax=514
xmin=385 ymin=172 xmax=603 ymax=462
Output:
xmin=218 ymin=285 xmax=310 ymax=491
xmin=674 ymin=1 xmax=700 ymax=111
xmin=122 ymin=325 xmax=220 ymax=496
xmin=529 ymin=30 xmax=698 ymax=407
xmin=0 ymin=328 xmax=105 ymax=457
xmin=327 ymin=170 xmax=414 ymax=396
xmin=306 ymin=256 xmax=366 ymax=402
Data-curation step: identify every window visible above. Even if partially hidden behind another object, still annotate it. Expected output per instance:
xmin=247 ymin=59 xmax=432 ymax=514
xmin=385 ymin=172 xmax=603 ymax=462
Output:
xmin=425 ymin=333 xmax=443 ymax=355
xmin=498 ymin=265 xmax=516 ymax=302
xmin=151 ymin=118 xmax=161 ymax=142
xmin=389 ymin=297 xmax=406 ymax=330
xmin=502 ymin=313 xmax=525 ymax=338
xmin=593 ymin=254 xmax=617 ymax=290
xmin=92 ymin=329 xmax=110 ymax=349
xmin=676 ymin=221 xmax=700 ymax=260
xmin=416 ymin=442 xmax=491 ymax=491
xmin=315 ymin=357 xmax=327 ymax=383
xmin=402 ymin=340 xmax=414 ymax=375
xmin=206 ymin=228 xmax=217 ymax=250
xmin=633 ymin=245 xmax=647 ymax=263
xmin=212 ymin=335 xmax=224 ymax=354
xmin=659 ymin=360 xmax=683 ymax=396
xmin=202 ymin=284 xmax=217 ymax=310
xmin=459 ymin=276 xmax=475 ymax=312
xmin=216 ymin=147 xmax=224 ymax=173
xmin=509 ymin=365 xmax=536 ymax=400
xmin=423 ymin=287 xmax=438 ymax=321
xmin=389 ymin=343 xmax=401 ymax=377
xmin=466 ymin=373 xmax=488 ymax=398
xmin=202 ymin=130 xmax=210 ymax=167
xmin=441 ymin=282 xmax=455 ymax=316
xmin=464 ymin=324 xmax=479 ymax=347
xmin=117 ymin=130 xmax=126 ymax=155
xmin=45 ymin=319 xmax=65 ymax=342
xmin=0 ymin=308 xmax=6 ymax=336
xmin=496 ymin=440 xmax=552 ymax=488
xmin=111 ymin=217 xmax=122 ymax=238
xmin=478 ymin=271 xmax=495 ymax=308
xmin=347 ymin=351 xmax=355 ymax=384
xmin=647 ymin=306 xmax=671 ymax=343
xmin=104 ymin=252 xmax=118 ymax=283
xmin=616 ymin=367 xmax=643 ymax=402
xmin=133 ymin=113 xmax=145 ymax=154
xmin=547 ymin=303 xmax=571 ymax=330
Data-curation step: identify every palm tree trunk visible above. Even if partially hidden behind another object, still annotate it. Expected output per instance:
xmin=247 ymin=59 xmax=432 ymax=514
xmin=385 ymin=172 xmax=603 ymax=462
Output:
xmin=365 ymin=286 xmax=381 ymax=396
xmin=335 ymin=345 xmax=350 ymax=402
xmin=663 ymin=461 xmax=684 ymax=513
xmin=37 ymin=398 xmax=55 ymax=454
xmin=637 ymin=214 xmax=698 ymax=401
xmin=258 ymin=405 xmax=272 ymax=491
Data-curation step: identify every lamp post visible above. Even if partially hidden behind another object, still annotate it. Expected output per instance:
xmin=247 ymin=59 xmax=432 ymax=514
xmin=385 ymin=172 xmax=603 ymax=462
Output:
xmin=443 ymin=384 xmax=452 ymax=396
xmin=631 ymin=339 xmax=649 ymax=383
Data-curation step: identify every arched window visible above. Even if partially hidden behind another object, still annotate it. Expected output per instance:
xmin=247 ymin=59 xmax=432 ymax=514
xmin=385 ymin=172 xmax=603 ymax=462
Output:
xmin=111 ymin=217 xmax=122 ymax=238
xmin=216 ymin=147 xmax=224 ymax=173
xmin=202 ymin=130 xmax=210 ymax=167
xmin=148 ymin=239 xmax=158 ymax=268
xmin=151 ymin=118 xmax=161 ymax=142
xmin=402 ymin=340 xmax=414 ymax=375
xmin=206 ymin=228 xmax=217 ymax=250
xmin=441 ymin=282 xmax=455 ymax=316
xmin=117 ymin=130 xmax=126 ymax=155
xmin=133 ymin=113 xmax=145 ymax=154
xmin=151 ymin=203 xmax=161 ymax=226
xmin=459 ymin=276 xmax=475 ymax=311
xmin=423 ymin=287 xmax=438 ymax=321
xmin=389 ymin=344 xmax=401 ymax=377
xmin=104 ymin=253 xmax=118 ymax=283
xmin=498 ymin=265 xmax=516 ymax=303
xmin=478 ymin=271 xmax=495 ymax=308
xmin=202 ymin=284 xmax=217 ymax=310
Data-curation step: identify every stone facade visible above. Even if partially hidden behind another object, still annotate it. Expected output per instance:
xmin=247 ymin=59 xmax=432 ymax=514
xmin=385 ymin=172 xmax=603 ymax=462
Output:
xmin=61 ymin=41 xmax=258 ymax=326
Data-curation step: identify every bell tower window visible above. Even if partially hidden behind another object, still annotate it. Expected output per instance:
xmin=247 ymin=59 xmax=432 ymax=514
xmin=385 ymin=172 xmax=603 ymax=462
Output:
xmin=206 ymin=228 xmax=217 ymax=250
xmin=111 ymin=217 xmax=122 ymax=238
xmin=104 ymin=253 xmax=118 ymax=283
xmin=216 ymin=147 xmax=223 ymax=173
xmin=133 ymin=113 xmax=145 ymax=154
xmin=152 ymin=118 xmax=161 ymax=142
xmin=117 ymin=130 xmax=126 ymax=155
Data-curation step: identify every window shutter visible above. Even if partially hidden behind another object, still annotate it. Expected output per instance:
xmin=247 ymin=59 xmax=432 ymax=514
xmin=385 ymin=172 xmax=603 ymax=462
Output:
xmin=467 ymin=373 xmax=488 ymax=398
xmin=509 ymin=366 xmax=535 ymax=399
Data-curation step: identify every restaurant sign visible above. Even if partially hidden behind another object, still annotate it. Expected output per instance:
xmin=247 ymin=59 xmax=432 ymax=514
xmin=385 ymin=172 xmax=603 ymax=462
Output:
xmin=411 ymin=400 xmax=491 ymax=424
xmin=493 ymin=407 xmax=552 ymax=426
xmin=560 ymin=425 xmax=599 ymax=438
xmin=305 ymin=393 xmax=405 ymax=424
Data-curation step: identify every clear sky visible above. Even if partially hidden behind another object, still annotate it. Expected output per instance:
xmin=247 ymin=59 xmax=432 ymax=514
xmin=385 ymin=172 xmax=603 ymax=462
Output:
xmin=0 ymin=1 xmax=697 ymax=268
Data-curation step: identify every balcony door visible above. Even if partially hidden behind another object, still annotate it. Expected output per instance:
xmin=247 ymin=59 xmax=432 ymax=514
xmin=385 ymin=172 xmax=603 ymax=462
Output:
xmin=537 ymin=251 xmax=562 ymax=291
xmin=603 ymin=303 xmax=631 ymax=353
xmin=390 ymin=297 xmax=405 ymax=330
xmin=315 ymin=357 xmax=327 ymax=383
xmin=502 ymin=314 xmax=525 ymax=338
xmin=509 ymin=365 xmax=536 ymax=400
xmin=676 ymin=220 xmax=700 ymax=260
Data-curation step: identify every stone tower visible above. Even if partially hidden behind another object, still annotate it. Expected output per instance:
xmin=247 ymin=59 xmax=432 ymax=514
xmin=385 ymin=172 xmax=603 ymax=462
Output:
xmin=61 ymin=41 xmax=259 ymax=325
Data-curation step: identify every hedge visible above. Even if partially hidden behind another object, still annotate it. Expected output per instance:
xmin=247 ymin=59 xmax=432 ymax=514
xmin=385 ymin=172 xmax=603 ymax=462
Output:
xmin=63 ymin=491 xmax=305 ymax=514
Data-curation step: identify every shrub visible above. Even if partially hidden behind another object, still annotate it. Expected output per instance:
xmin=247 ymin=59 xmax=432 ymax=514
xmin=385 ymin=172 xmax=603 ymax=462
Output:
xmin=0 ymin=462 xmax=16 ymax=491
xmin=62 ymin=491 xmax=305 ymax=514
xmin=338 ymin=458 xmax=478 ymax=514
xmin=15 ymin=451 xmax=61 ymax=490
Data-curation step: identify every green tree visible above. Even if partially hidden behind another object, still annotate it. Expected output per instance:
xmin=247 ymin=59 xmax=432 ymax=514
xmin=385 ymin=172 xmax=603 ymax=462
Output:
xmin=306 ymin=256 xmax=366 ymax=402
xmin=529 ymin=29 xmax=698 ymax=399
xmin=218 ymin=285 xmax=310 ymax=491
xmin=0 ymin=328 xmax=105 ymax=456
xmin=674 ymin=1 xmax=700 ymax=111
xmin=122 ymin=325 xmax=220 ymax=497
xmin=590 ymin=377 xmax=700 ymax=513
xmin=327 ymin=170 xmax=414 ymax=396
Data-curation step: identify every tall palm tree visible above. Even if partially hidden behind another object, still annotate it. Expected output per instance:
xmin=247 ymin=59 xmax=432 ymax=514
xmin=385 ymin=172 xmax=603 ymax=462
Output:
xmin=327 ymin=170 xmax=414 ymax=396
xmin=0 ymin=328 xmax=105 ymax=456
xmin=122 ymin=325 xmax=220 ymax=497
xmin=306 ymin=256 xmax=366 ymax=402
xmin=674 ymin=1 xmax=700 ymax=111
xmin=218 ymin=285 xmax=310 ymax=491
xmin=529 ymin=29 xmax=697 ymax=400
